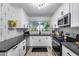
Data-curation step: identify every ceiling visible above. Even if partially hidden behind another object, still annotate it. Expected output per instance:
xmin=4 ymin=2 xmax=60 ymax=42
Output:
xmin=10 ymin=3 xmax=62 ymax=17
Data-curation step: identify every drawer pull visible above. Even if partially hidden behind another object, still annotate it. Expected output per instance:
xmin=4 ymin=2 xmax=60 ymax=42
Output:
xmin=23 ymin=42 xmax=26 ymax=44
xmin=13 ymin=46 xmax=17 ymax=50
xmin=67 ymin=52 xmax=71 ymax=56
xmin=23 ymin=46 xmax=25 ymax=50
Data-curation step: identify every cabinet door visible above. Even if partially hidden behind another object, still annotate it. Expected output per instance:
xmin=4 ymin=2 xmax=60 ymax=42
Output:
xmin=7 ymin=44 xmax=19 ymax=56
xmin=39 ymin=36 xmax=52 ymax=47
xmin=58 ymin=3 xmax=70 ymax=18
xmin=46 ymin=36 xmax=52 ymax=47
xmin=62 ymin=3 xmax=70 ymax=15
xmin=30 ymin=36 xmax=39 ymax=46
xmin=70 ymin=3 xmax=79 ymax=27
xmin=19 ymin=40 xmax=26 ymax=56
xmin=30 ymin=36 xmax=33 ymax=46
xmin=39 ymin=36 xmax=47 ymax=46
xmin=62 ymin=45 xmax=78 ymax=56
xmin=62 ymin=45 xmax=70 ymax=56
xmin=19 ymin=42 xmax=24 ymax=56
xmin=26 ymin=37 xmax=30 ymax=47
xmin=23 ymin=40 xmax=26 ymax=55
xmin=33 ymin=36 xmax=40 ymax=46
xmin=37 ymin=36 xmax=44 ymax=46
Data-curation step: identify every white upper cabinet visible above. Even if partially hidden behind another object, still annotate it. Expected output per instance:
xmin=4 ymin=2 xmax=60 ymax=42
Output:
xmin=56 ymin=3 xmax=70 ymax=19
xmin=50 ymin=3 xmax=70 ymax=28
xmin=70 ymin=3 xmax=79 ymax=27
xmin=60 ymin=3 xmax=70 ymax=16
xmin=51 ymin=3 xmax=79 ymax=28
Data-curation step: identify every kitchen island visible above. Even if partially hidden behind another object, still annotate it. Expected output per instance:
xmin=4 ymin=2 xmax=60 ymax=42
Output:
xmin=26 ymin=32 xmax=55 ymax=56
xmin=29 ymin=33 xmax=52 ymax=47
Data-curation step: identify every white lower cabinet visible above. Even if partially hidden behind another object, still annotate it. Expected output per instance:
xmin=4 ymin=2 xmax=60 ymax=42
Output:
xmin=6 ymin=44 xmax=20 ymax=56
xmin=30 ymin=36 xmax=52 ymax=47
xmin=30 ymin=36 xmax=39 ymax=46
xmin=19 ymin=39 xmax=26 ymax=56
xmin=0 ymin=39 xmax=26 ymax=56
xmin=62 ymin=45 xmax=78 ymax=56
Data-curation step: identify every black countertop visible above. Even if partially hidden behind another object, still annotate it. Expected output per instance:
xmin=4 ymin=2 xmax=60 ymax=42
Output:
xmin=0 ymin=35 xmax=29 ymax=52
xmin=30 ymin=34 xmax=51 ymax=36
xmin=53 ymin=37 xmax=60 ymax=42
xmin=61 ymin=42 xmax=79 ymax=55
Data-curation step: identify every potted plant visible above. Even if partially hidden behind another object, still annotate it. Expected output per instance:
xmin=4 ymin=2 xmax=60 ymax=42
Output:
xmin=8 ymin=19 xmax=16 ymax=28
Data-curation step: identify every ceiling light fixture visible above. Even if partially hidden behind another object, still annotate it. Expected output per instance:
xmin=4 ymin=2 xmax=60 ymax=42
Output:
xmin=33 ymin=3 xmax=48 ymax=9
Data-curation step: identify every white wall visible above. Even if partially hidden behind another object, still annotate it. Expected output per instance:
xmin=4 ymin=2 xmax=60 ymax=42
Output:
xmin=21 ymin=9 xmax=29 ymax=28
xmin=29 ymin=17 xmax=51 ymax=22
xmin=29 ymin=17 xmax=51 ymax=26
xmin=0 ymin=3 xmax=29 ymax=42
xmin=16 ymin=8 xmax=29 ymax=28
xmin=7 ymin=8 xmax=29 ymax=40
xmin=0 ymin=4 xmax=2 ymax=41
xmin=7 ymin=6 xmax=29 ymax=40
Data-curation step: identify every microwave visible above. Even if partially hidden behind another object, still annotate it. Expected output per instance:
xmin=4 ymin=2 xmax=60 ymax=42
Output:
xmin=58 ymin=13 xmax=71 ymax=27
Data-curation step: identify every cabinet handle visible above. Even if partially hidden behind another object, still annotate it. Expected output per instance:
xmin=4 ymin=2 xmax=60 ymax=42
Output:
xmin=13 ymin=46 xmax=17 ymax=50
xmin=23 ymin=46 xmax=25 ymax=50
xmin=23 ymin=42 xmax=26 ymax=44
xmin=39 ymin=40 xmax=41 ymax=42
xmin=67 ymin=52 xmax=71 ymax=56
